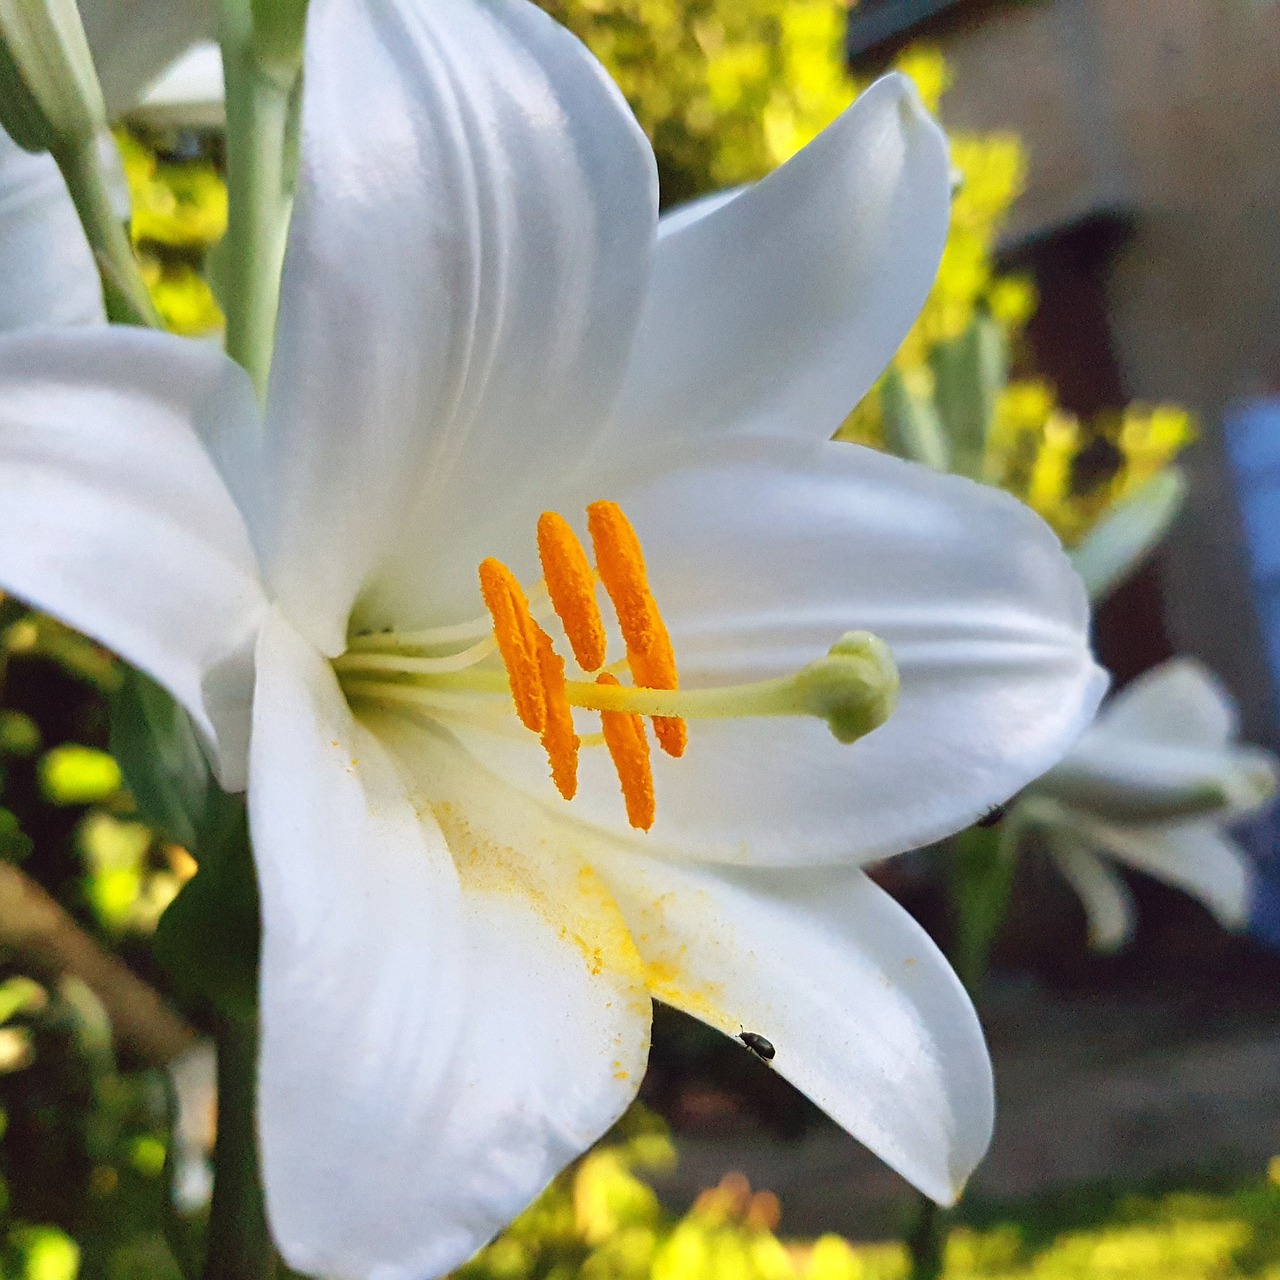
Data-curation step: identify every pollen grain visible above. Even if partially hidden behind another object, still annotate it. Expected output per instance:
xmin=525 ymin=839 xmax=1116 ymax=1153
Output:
xmin=478 ymin=558 xmax=546 ymax=734
xmin=537 ymin=511 xmax=606 ymax=672
xmin=536 ymin=626 xmax=580 ymax=800
xmin=596 ymin=673 xmax=656 ymax=831
xmin=586 ymin=500 xmax=687 ymax=758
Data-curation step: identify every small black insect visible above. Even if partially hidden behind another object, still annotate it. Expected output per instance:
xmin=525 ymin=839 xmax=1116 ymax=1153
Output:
xmin=976 ymin=803 xmax=1008 ymax=829
xmin=738 ymin=1031 xmax=776 ymax=1062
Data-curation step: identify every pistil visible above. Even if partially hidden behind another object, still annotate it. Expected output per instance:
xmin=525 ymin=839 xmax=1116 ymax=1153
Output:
xmin=336 ymin=502 xmax=900 ymax=831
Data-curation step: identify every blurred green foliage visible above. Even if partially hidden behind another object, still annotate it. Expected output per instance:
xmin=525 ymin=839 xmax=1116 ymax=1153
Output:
xmin=459 ymin=1112 xmax=1280 ymax=1280
xmin=536 ymin=0 xmax=854 ymax=205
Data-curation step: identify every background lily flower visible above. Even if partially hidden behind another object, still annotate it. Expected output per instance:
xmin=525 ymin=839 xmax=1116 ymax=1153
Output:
xmin=0 ymin=0 xmax=214 ymax=331
xmin=0 ymin=129 xmax=102 ymax=327
xmin=0 ymin=0 xmax=1105 ymax=1275
xmin=1016 ymin=659 xmax=1278 ymax=951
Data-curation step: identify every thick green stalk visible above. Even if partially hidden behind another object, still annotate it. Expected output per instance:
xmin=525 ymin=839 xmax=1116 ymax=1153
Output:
xmin=906 ymin=1196 xmax=948 ymax=1280
xmin=52 ymin=135 xmax=159 ymax=326
xmin=204 ymin=1015 xmax=276 ymax=1280
xmin=220 ymin=0 xmax=297 ymax=399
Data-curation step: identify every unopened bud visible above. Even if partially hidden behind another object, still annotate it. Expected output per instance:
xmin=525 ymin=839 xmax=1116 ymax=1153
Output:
xmin=0 ymin=0 xmax=105 ymax=153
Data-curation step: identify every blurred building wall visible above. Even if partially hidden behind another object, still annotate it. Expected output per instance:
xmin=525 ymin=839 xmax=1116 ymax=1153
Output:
xmin=854 ymin=0 xmax=1280 ymax=742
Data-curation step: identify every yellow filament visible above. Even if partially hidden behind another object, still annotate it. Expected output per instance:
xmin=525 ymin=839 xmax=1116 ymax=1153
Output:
xmin=536 ymin=625 xmax=580 ymax=801
xmin=595 ymin=673 xmax=655 ymax=831
xmin=478 ymin=558 xmax=545 ymax=734
xmin=586 ymin=500 xmax=687 ymax=758
xmin=538 ymin=511 xmax=607 ymax=672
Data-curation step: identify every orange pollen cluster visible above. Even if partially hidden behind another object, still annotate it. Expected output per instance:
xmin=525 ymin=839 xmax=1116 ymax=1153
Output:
xmin=477 ymin=501 xmax=684 ymax=831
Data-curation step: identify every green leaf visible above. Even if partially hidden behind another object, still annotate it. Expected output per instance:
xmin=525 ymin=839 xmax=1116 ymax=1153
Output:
xmin=110 ymin=667 xmax=213 ymax=852
xmin=879 ymin=367 xmax=951 ymax=472
xmin=1070 ymin=467 xmax=1187 ymax=602
xmin=152 ymin=799 xmax=259 ymax=1019
xmin=112 ymin=667 xmax=260 ymax=1015
xmin=930 ymin=314 xmax=1007 ymax=480
xmin=945 ymin=824 xmax=1019 ymax=995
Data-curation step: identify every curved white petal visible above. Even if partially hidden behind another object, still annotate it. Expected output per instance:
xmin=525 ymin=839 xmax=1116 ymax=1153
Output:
xmin=1046 ymin=834 xmax=1135 ymax=952
xmin=1071 ymin=813 xmax=1252 ymax=932
xmin=452 ymin=434 xmax=1105 ymax=866
xmin=0 ymin=328 xmax=266 ymax=786
xmin=592 ymin=849 xmax=992 ymax=1204
xmin=1038 ymin=659 xmax=1279 ymax=822
xmin=259 ymin=0 xmax=658 ymax=652
xmin=76 ymin=0 xmax=217 ymax=118
xmin=606 ymin=73 xmax=950 ymax=448
xmin=253 ymin=618 xmax=649 ymax=1280
xmin=1035 ymin=736 xmax=1278 ymax=823
xmin=0 ymin=131 xmax=102 ymax=330
xmin=1093 ymin=658 xmax=1237 ymax=747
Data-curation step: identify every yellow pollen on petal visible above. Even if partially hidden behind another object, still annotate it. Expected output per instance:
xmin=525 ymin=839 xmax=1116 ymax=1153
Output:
xmin=535 ymin=623 xmax=580 ymax=801
xmin=478 ymin=557 xmax=546 ymax=734
xmin=595 ymin=673 xmax=656 ymax=832
xmin=586 ymin=500 xmax=687 ymax=758
xmin=537 ymin=510 xmax=607 ymax=672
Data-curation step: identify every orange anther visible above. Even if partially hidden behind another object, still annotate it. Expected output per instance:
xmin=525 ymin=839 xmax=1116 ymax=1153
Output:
xmin=537 ymin=511 xmax=607 ymax=672
xmin=478 ymin=558 xmax=546 ymax=734
xmin=586 ymin=501 xmax=687 ymax=758
xmin=536 ymin=625 xmax=580 ymax=801
xmin=595 ymin=673 xmax=655 ymax=831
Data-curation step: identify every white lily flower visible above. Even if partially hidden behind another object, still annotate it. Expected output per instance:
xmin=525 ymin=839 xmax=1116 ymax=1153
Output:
xmin=0 ymin=0 xmax=215 ymax=330
xmin=1019 ymin=658 xmax=1278 ymax=951
xmin=0 ymin=0 xmax=1105 ymax=1275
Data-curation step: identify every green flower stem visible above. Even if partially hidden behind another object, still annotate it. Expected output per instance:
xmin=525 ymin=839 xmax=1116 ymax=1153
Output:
xmin=52 ymin=135 xmax=159 ymax=327
xmin=220 ymin=0 xmax=298 ymax=400
xmin=205 ymin=1014 xmax=277 ymax=1280
xmin=907 ymin=1195 xmax=948 ymax=1280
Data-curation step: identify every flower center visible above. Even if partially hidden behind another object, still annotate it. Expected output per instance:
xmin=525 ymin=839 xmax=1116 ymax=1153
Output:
xmin=335 ymin=501 xmax=900 ymax=832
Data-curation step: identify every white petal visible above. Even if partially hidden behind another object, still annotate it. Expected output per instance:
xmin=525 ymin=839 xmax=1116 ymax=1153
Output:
xmin=253 ymin=618 xmax=650 ymax=1280
xmin=1072 ymin=813 xmax=1253 ymax=932
xmin=0 ymin=328 xmax=266 ymax=786
xmin=606 ymin=74 xmax=950 ymax=448
xmin=1035 ymin=736 xmax=1278 ymax=822
xmin=259 ymin=0 xmax=657 ymax=652
xmin=76 ymin=0 xmax=217 ymax=118
xmin=453 ymin=434 xmax=1105 ymax=866
xmin=592 ymin=850 xmax=992 ymax=1204
xmin=1038 ymin=659 xmax=1279 ymax=821
xmin=1046 ymin=834 xmax=1135 ymax=952
xmin=1093 ymin=658 xmax=1237 ymax=747
xmin=130 ymin=41 xmax=224 ymax=131
xmin=0 ymin=131 xmax=102 ymax=330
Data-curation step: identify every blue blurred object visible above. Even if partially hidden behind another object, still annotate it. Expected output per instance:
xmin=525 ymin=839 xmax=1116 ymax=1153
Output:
xmin=1224 ymin=398 xmax=1280 ymax=947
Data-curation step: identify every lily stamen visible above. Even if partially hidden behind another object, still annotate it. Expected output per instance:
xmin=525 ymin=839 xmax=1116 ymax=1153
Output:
xmin=595 ymin=672 xmax=655 ymax=830
xmin=538 ymin=510 xmax=607 ymax=672
xmin=587 ymin=500 xmax=687 ymax=758
xmin=337 ymin=504 xmax=900 ymax=831
xmin=478 ymin=557 xmax=548 ymax=734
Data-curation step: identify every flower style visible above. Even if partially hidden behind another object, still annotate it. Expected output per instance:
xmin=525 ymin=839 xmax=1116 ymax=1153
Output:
xmin=0 ymin=0 xmax=1105 ymax=1275
xmin=1016 ymin=659 xmax=1278 ymax=951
